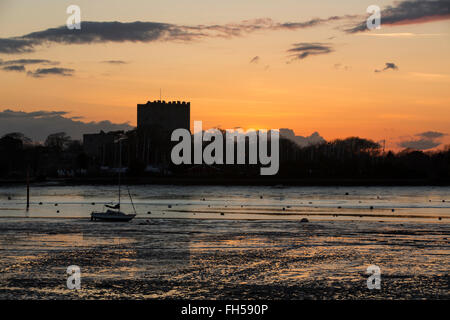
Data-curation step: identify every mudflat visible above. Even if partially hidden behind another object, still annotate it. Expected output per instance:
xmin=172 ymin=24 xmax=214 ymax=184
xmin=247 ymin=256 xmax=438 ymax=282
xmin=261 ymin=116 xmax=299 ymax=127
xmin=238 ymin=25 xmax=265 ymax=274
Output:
xmin=0 ymin=218 xmax=448 ymax=299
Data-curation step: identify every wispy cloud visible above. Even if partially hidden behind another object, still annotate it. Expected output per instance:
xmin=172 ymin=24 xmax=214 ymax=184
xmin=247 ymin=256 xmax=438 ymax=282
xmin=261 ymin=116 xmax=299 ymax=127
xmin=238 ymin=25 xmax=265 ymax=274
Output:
xmin=347 ymin=0 xmax=450 ymax=33
xmin=1 ymin=3 xmax=446 ymax=54
xmin=102 ymin=60 xmax=128 ymax=65
xmin=0 ymin=110 xmax=69 ymax=118
xmin=287 ymin=42 xmax=334 ymax=62
xmin=275 ymin=15 xmax=358 ymax=31
xmin=0 ymin=16 xmax=357 ymax=54
xmin=249 ymin=56 xmax=260 ymax=64
xmin=1 ymin=65 xmax=25 ymax=72
xmin=375 ymin=62 xmax=399 ymax=73
xmin=185 ymin=16 xmax=357 ymax=38
xmin=334 ymin=63 xmax=351 ymax=71
xmin=0 ymin=58 xmax=73 ymax=77
xmin=0 ymin=59 xmax=58 ymax=66
xmin=27 ymin=67 xmax=74 ymax=78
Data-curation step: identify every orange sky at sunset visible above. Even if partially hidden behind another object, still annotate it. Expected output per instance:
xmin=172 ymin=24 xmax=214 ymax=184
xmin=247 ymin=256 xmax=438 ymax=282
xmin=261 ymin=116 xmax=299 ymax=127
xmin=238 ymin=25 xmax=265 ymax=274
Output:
xmin=0 ymin=0 xmax=449 ymax=150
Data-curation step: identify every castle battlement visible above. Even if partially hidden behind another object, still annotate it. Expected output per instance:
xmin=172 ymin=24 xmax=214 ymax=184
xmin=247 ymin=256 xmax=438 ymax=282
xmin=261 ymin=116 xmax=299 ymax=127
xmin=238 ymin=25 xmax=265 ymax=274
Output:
xmin=145 ymin=100 xmax=190 ymax=106
xmin=137 ymin=99 xmax=190 ymax=133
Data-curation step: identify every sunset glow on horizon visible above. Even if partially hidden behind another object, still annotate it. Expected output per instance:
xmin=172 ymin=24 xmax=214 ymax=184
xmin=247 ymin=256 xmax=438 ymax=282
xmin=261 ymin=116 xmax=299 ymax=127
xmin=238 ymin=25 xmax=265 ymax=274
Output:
xmin=1 ymin=0 xmax=449 ymax=151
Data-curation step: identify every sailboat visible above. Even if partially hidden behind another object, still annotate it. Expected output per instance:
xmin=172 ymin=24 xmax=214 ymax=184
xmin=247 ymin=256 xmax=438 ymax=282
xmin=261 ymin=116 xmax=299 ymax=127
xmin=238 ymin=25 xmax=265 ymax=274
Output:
xmin=91 ymin=136 xmax=136 ymax=222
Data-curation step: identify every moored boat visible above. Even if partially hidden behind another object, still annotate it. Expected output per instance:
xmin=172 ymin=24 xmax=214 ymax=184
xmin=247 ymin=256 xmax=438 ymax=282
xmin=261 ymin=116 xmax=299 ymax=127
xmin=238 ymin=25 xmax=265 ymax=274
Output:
xmin=90 ymin=135 xmax=137 ymax=223
xmin=91 ymin=209 xmax=136 ymax=222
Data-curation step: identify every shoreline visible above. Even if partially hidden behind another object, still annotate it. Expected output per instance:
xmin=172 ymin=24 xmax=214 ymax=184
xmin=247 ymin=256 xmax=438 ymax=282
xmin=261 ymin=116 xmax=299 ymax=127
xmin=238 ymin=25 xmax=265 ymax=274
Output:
xmin=1 ymin=177 xmax=450 ymax=186
xmin=0 ymin=216 xmax=447 ymax=223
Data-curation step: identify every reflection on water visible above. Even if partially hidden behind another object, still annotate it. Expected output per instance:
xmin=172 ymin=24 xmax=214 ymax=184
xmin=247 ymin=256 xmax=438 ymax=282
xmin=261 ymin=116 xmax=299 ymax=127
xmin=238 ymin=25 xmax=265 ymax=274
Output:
xmin=0 ymin=185 xmax=449 ymax=299
xmin=0 ymin=217 xmax=448 ymax=299
xmin=0 ymin=185 xmax=449 ymax=222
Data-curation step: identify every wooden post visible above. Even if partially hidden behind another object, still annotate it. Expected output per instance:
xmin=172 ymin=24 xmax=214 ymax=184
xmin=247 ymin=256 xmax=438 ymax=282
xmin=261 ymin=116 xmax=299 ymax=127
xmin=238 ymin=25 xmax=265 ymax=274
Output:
xmin=26 ymin=166 xmax=30 ymax=211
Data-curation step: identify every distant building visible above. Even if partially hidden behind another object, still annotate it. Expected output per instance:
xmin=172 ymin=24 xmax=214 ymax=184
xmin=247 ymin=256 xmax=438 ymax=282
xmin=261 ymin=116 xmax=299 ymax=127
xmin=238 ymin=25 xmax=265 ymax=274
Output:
xmin=137 ymin=100 xmax=190 ymax=133
xmin=137 ymin=100 xmax=190 ymax=166
xmin=83 ymin=130 xmax=125 ymax=165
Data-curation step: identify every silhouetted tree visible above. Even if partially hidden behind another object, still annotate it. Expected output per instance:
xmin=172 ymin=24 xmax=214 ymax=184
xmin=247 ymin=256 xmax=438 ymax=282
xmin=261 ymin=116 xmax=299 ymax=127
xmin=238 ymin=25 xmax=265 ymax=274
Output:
xmin=2 ymin=132 xmax=32 ymax=145
xmin=45 ymin=132 xmax=71 ymax=151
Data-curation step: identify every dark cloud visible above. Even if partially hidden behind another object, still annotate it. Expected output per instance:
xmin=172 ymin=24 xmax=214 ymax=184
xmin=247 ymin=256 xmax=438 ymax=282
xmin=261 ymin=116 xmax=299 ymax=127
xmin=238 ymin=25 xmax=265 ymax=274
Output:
xmin=24 ymin=21 xmax=183 ymax=43
xmin=102 ymin=60 xmax=128 ymax=65
xmin=249 ymin=56 xmax=260 ymax=64
xmin=398 ymin=130 xmax=447 ymax=150
xmin=0 ymin=110 xmax=69 ymax=118
xmin=416 ymin=131 xmax=447 ymax=139
xmin=0 ymin=59 xmax=62 ymax=77
xmin=0 ymin=22 xmax=186 ymax=54
xmin=0 ymin=59 xmax=58 ymax=66
xmin=188 ymin=18 xmax=274 ymax=38
xmin=27 ymin=67 xmax=74 ymax=78
xmin=347 ymin=0 xmax=450 ymax=33
xmin=276 ymin=15 xmax=357 ymax=30
xmin=375 ymin=62 xmax=399 ymax=73
xmin=1 ymin=65 xmax=25 ymax=72
xmin=185 ymin=16 xmax=358 ymax=38
xmin=384 ymin=62 xmax=398 ymax=70
xmin=0 ymin=59 xmax=70 ymax=77
xmin=0 ymin=38 xmax=36 ymax=54
xmin=287 ymin=42 xmax=334 ymax=61
xmin=0 ymin=109 xmax=133 ymax=142
xmin=0 ymin=16 xmax=357 ymax=54
xmin=280 ymin=129 xmax=326 ymax=147
xmin=398 ymin=138 xmax=441 ymax=150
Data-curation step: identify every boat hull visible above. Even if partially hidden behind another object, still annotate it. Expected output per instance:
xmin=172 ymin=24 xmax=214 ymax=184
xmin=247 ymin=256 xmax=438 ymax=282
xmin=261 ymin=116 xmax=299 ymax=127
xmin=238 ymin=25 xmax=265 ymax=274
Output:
xmin=91 ymin=210 xmax=136 ymax=222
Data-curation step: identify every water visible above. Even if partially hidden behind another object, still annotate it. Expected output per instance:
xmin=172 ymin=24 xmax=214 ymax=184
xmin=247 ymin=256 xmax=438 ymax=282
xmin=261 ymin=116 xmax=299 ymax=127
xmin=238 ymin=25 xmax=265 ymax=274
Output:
xmin=0 ymin=185 xmax=449 ymax=222
xmin=0 ymin=185 xmax=448 ymax=299
xmin=0 ymin=217 xmax=448 ymax=299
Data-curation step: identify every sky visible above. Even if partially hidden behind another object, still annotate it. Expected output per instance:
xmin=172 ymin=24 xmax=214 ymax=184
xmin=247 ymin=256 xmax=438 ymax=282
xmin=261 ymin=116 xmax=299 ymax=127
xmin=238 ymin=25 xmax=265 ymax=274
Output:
xmin=0 ymin=0 xmax=449 ymax=150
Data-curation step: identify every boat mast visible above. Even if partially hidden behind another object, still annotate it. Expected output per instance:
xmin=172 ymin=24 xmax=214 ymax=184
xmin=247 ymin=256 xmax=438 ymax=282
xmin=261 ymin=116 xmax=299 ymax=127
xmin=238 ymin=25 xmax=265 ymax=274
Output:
xmin=118 ymin=139 xmax=122 ymax=209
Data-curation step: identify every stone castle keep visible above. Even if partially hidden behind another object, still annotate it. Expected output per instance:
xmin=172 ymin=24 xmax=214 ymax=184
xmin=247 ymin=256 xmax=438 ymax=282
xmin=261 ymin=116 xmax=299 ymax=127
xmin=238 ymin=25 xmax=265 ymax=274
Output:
xmin=137 ymin=100 xmax=190 ymax=134
xmin=136 ymin=100 xmax=190 ymax=166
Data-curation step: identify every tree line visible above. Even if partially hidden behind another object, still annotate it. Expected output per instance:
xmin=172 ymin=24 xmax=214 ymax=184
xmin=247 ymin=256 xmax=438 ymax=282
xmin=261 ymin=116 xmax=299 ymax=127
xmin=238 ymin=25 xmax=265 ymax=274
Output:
xmin=0 ymin=131 xmax=449 ymax=183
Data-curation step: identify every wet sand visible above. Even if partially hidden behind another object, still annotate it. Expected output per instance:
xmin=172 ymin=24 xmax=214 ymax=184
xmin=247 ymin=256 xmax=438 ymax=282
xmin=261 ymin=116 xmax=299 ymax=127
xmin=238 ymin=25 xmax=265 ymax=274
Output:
xmin=0 ymin=218 xmax=448 ymax=299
